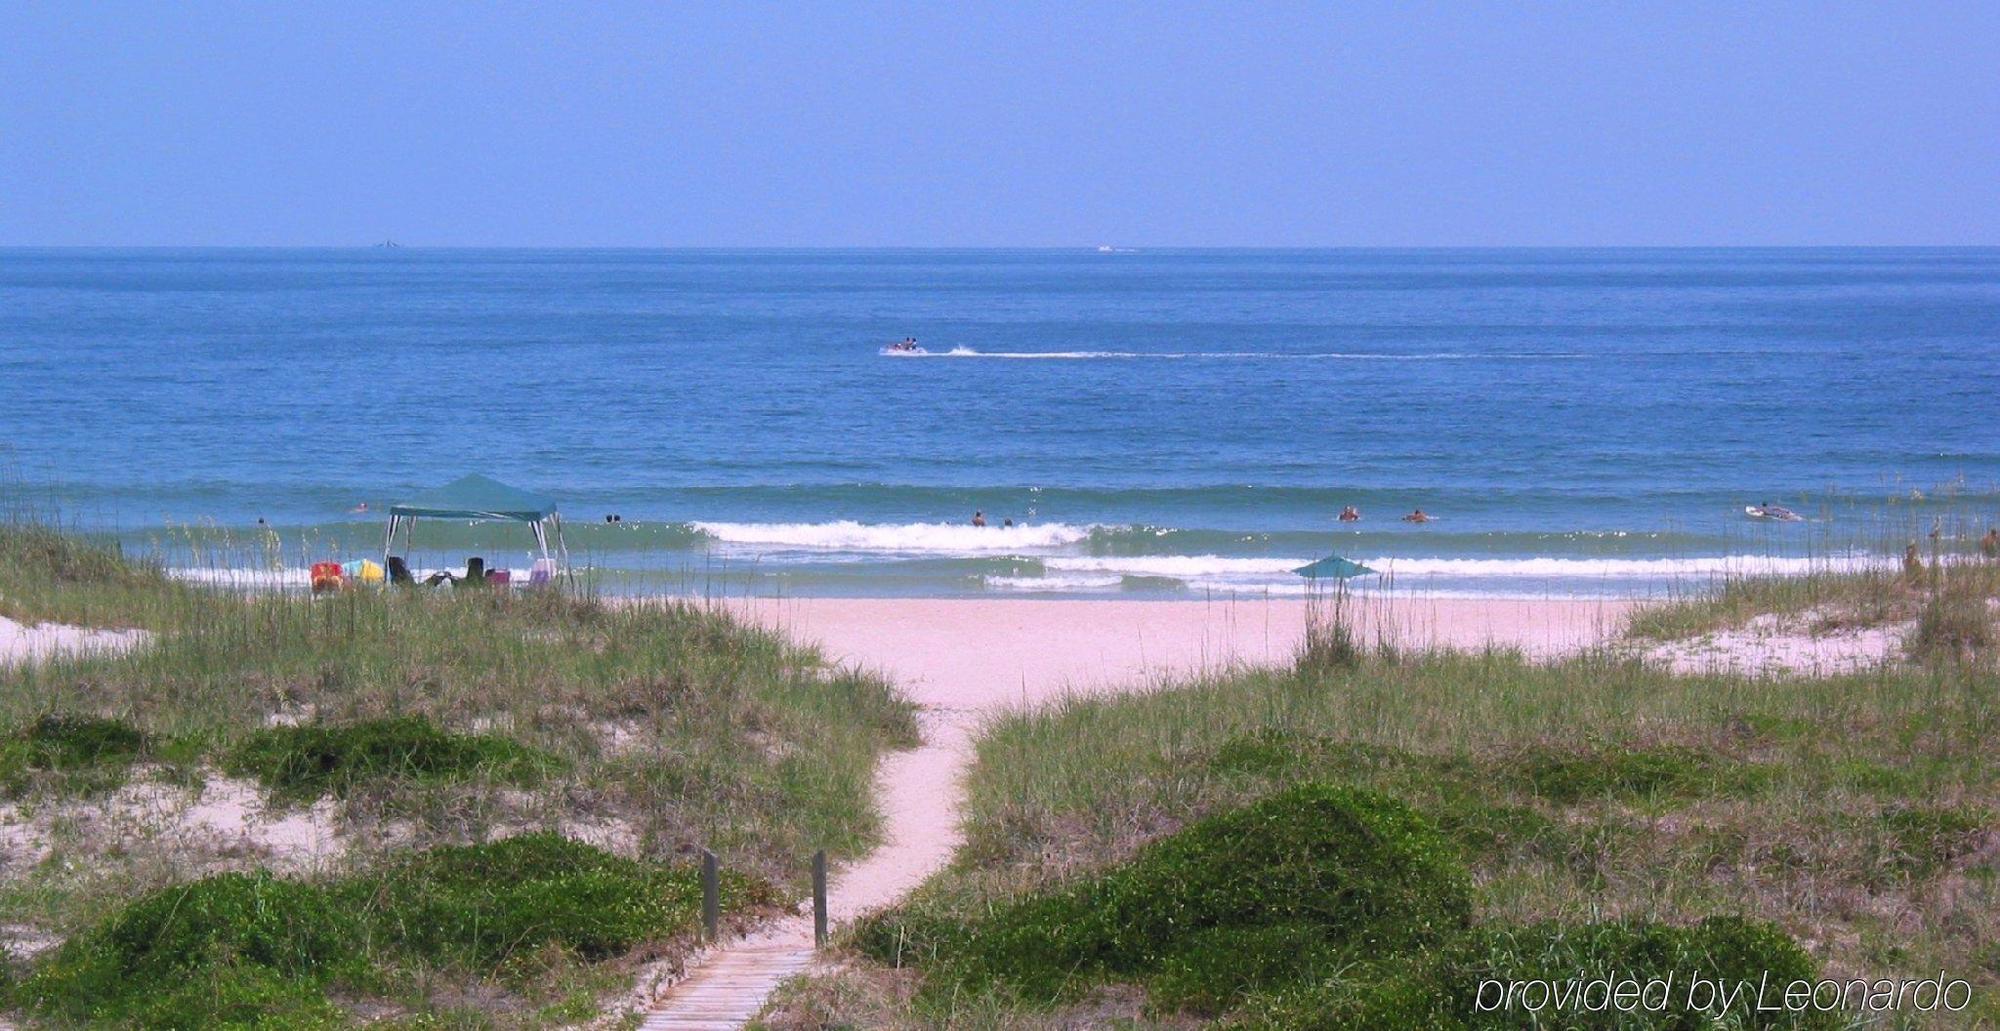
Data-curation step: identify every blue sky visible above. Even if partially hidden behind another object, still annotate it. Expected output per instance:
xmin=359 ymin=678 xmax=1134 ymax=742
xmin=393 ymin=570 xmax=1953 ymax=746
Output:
xmin=3 ymin=3 xmax=1995 ymax=246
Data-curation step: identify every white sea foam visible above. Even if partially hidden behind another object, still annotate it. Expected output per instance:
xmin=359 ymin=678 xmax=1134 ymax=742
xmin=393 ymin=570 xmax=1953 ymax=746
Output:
xmin=170 ymin=567 xmax=313 ymax=588
xmin=985 ymin=574 xmax=1127 ymax=592
xmin=1364 ymin=554 xmax=1893 ymax=579
xmin=691 ymin=520 xmax=1093 ymax=554
xmin=1044 ymin=555 xmax=1307 ymax=577
xmin=1034 ymin=552 xmax=1897 ymax=586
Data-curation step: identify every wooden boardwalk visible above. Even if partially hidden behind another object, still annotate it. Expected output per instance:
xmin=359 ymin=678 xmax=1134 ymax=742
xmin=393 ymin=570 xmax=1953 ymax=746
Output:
xmin=639 ymin=916 xmax=817 ymax=1031
xmin=642 ymin=711 xmax=972 ymax=1030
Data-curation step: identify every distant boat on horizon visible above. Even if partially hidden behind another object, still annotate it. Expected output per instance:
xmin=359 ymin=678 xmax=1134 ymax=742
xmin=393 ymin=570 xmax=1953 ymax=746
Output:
xmin=375 ymin=239 xmax=402 ymax=248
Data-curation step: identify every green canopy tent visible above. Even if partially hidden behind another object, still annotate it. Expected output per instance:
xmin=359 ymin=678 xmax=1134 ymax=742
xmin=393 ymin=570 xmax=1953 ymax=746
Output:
xmin=382 ymin=474 xmax=568 ymax=576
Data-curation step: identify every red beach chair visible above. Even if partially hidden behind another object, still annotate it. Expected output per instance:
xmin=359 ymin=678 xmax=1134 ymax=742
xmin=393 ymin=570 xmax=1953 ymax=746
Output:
xmin=310 ymin=561 xmax=345 ymax=595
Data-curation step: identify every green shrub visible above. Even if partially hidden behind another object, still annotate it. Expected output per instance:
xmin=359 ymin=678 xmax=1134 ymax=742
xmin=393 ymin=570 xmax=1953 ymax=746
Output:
xmin=1148 ymin=923 xmax=1336 ymax=1014
xmin=15 ymin=835 xmax=757 ymax=1027
xmin=1512 ymin=745 xmax=1764 ymax=804
xmin=351 ymin=833 xmax=766 ymax=968
xmin=1207 ymin=732 xmax=1413 ymax=780
xmin=121 ymin=965 xmax=350 ymax=1030
xmin=1235 ymin=952 xmax=1461 ymax=1030
xmin=1424 ymin=797 xmax=1563 ymax=860
xmin=23 ymin=714 xmax=146 ymax=765
xmin=15 ymin=871 xmax=360 ymax=1026
xmin=1210 ymin=729 xmax=1318 ymax=776
xmin=224 ymin=716 xmax=558 ymax=800
xmin=1235 ymin=916 xmax=1831 ymax=1030
xmin=859 ymin=781 xmax=1833 ymax=1027
xmin=0 ymin=713 xmax=150 ymax=797
xmin=860 ymin=784 xmax=1471 ymax=1004
xmin=1456 ymin=917 xmax=1832 ymax=1029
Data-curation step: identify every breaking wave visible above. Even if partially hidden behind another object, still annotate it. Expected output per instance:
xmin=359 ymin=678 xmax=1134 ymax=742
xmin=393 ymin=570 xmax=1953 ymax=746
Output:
xmin=690 ymin=520 xmax=1093 ymax=554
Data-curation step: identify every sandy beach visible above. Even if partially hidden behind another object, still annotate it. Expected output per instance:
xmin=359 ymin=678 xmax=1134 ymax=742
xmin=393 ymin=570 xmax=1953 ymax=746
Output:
xmin=645 ymin=593 xmax=1633 ymax=1022
xmin=732 ymin=594 xmax=1637 ymax=915
xmin=723 ymin=595 xmax=1635 ymax=710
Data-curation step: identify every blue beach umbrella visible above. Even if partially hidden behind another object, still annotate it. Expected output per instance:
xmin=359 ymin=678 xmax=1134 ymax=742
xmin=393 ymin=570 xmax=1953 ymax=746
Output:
xmin=1292 ymin=554 xmax=1377 ymax=580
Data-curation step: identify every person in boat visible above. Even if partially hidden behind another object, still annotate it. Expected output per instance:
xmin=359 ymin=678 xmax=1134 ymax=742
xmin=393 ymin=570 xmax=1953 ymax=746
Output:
xmin=1338 ymin=506 xmax=1360 ymax=522
xmin=1402 ymin=508 xmax=1430 ymax=523
xmin=972 ymin=510 xmax=987 ymax=527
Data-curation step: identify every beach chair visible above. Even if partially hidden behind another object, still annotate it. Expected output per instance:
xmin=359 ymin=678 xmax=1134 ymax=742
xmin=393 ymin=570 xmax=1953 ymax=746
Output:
xmin=528 ymin=558 xmax=557 ymax=588
xmin=386 ymin=556 xmax=417 ymax=586
xmin=460 ymin=557 xmax=486 ymax=587
xmin=485 ymin=568 xmax=511 ymax=586
xmin=310 ymin=561 xmax=344 ymax=595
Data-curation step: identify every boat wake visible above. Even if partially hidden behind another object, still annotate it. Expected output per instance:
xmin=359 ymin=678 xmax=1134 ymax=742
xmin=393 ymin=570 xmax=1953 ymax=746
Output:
xmin=885 ymin=347 xmax=1590 ymax=361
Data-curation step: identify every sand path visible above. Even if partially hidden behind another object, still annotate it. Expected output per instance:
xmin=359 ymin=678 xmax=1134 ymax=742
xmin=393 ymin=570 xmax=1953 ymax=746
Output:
xmin=643 ymin=595 xmax=1628 ymax=1028
xmin=0 ymin=613 xmax=146 ymax=667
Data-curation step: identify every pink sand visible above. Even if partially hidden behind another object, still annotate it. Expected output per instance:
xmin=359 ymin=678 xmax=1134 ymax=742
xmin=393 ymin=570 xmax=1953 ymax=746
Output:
xmin=646 ymin=594 xmax=1629 ymax=1024
xmin=725 ymin=595 xmax=1629 ymax=915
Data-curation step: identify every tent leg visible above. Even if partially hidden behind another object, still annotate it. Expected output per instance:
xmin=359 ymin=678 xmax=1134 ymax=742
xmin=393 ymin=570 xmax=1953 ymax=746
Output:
xmin=555 ymin=518 xmax=571 ymax=590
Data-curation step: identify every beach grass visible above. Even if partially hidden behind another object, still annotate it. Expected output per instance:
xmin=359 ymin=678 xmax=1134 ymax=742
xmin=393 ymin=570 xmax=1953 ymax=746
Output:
xmin=763 ymin=597 xmax=1999 ymax=1027
xmin=0 ymin=518 xmax=194 ymax=630
xmin=1624 ymin=540 xmax=2000 ymax=645
xmin=0 ymin=522 xmax=918 ymax=1025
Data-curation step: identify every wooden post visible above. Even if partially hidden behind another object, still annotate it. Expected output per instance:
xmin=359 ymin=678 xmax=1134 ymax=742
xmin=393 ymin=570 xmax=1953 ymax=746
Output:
xmin=701 ymin=849 xmax=720 ymax=943
xmin=811 ymin=850 xmax=829 ymax=947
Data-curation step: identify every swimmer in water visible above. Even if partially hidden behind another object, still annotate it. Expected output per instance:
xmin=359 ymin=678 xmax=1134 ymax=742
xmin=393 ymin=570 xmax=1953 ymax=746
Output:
xmin=972 ymin=510 xmax=987 ymax=527
xmin=1402 ymin=508 xmax=1430 ymax=524
xmin=1338 ymin=506 xmax=1360 ymax=522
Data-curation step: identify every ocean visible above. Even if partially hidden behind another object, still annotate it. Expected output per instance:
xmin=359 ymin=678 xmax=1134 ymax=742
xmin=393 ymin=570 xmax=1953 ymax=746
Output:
xmin=2 ymin=247 xmax=1995 ymax=598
